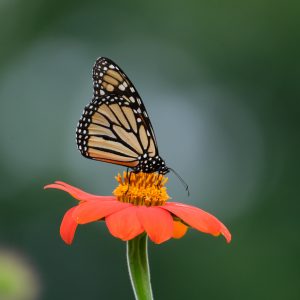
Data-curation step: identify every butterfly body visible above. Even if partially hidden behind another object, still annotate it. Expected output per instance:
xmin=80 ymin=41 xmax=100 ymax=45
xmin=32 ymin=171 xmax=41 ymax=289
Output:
xmin=76 ymin=57 xmax=169 ymax=175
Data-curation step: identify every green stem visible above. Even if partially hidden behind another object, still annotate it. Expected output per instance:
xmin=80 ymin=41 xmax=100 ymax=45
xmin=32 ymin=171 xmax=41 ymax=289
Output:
xmin=126 ymin=234 xmax=154 ymax=300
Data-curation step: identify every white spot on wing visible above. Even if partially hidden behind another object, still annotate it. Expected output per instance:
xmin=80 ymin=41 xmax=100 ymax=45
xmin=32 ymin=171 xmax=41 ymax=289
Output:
xmin=118 ymin=84 xmax=125 ymax=91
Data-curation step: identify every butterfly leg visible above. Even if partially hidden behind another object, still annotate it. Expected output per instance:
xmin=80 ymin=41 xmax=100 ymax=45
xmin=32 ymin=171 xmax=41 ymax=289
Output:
xmin=125 ymin=167 xmax=132 ymax=195
xmin=155 ymin=167 xmax=163 ymax=189
xmin=156 ymin=175 xmax=162 ymax=189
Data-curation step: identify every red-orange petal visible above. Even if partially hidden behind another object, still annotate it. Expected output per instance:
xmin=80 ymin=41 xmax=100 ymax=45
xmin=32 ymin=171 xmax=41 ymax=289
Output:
xmin=105 ymin=207 xmax=144 ymax=241
xmin=173 ymin=221 xmax=188 ymax=239
xmin=44 ymin=181 xmax=116 ymax=202
xmin=136 ymin=206 xmax=174 ymax=244
xmin=60 ymin=207 xmax=78 ymax=245
xmin=220 ymin=223 xmax=231 ymax=243
xmin=163 ymin=202 xmax=231 ymax=243
xmin=73 ymin=200 xmax=131 ymax=224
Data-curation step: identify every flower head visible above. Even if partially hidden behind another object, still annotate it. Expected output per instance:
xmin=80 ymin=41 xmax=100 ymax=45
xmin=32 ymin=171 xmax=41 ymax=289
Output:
xmin=44 ymin=172 xmax=231 ymax=245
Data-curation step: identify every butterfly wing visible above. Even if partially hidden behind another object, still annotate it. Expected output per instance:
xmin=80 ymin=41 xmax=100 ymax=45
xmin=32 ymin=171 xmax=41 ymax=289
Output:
xmin=92 ymin=57 xmax=139 ymax=98
xmin=92 ymin=57 xmax=157 ymax=143
xmin=76 ymin=57 xmax=159 ymax=168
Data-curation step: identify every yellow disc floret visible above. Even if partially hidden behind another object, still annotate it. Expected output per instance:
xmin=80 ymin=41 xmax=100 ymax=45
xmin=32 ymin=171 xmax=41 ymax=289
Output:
xmin=113 ymin=172 xmax=170 ymax=206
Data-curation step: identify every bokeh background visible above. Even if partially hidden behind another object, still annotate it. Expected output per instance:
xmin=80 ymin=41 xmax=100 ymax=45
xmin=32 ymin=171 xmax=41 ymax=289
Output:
xmin=0 ymin=0 xmax=299 ymax=299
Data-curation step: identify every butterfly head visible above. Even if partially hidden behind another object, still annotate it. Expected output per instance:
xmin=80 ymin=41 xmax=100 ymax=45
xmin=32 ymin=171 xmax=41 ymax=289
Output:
xmin=158 ymin=165 xmax=170 ymax=175
xmin=158 ymin=161 xmax=169 ymax=175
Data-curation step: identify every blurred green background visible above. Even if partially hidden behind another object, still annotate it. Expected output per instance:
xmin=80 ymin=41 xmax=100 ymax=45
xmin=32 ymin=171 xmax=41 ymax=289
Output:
xmin=0 ymin=0 xmax=299 ymax=299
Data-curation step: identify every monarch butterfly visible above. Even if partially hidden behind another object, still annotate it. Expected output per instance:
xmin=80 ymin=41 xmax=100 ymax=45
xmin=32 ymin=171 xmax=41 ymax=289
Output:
xmin=76 ymin=57 xmax=169 ymax=175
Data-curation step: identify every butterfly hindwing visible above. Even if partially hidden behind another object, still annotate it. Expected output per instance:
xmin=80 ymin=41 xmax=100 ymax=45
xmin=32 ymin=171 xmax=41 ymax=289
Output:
xmin=76 ymin=95 xmax=158 ymax=167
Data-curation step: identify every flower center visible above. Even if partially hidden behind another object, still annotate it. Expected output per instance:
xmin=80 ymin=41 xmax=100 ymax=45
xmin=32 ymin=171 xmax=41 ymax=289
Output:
xmin=113 ymin=172 xmax=170 ymax=206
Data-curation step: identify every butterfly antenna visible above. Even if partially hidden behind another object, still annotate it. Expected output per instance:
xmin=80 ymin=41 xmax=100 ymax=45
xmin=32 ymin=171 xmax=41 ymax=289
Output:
xmin=168 ymin=167 xmax=190 ymax=197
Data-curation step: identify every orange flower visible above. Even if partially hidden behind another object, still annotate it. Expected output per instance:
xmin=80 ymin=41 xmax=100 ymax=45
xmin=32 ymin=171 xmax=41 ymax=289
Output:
xmin=44 ymin=172 xmax=231 ymax=245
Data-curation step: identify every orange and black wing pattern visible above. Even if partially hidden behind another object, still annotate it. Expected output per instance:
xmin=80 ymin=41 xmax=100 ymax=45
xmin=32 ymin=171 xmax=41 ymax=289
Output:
xmin=76 ymin=57 xmax=167 ymax=173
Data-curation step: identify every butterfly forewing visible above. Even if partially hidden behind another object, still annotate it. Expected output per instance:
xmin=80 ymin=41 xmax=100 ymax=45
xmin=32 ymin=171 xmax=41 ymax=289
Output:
xmin=92 ymin=57 xmax=135 ymax=98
